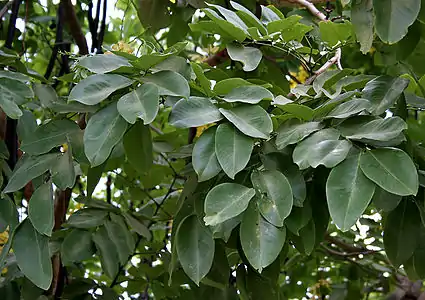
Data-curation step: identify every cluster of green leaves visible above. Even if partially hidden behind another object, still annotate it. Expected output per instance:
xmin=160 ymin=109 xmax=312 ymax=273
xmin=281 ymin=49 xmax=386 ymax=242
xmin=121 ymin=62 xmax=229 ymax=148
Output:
xmin=1 ymin=0 xmax=425 ymax=299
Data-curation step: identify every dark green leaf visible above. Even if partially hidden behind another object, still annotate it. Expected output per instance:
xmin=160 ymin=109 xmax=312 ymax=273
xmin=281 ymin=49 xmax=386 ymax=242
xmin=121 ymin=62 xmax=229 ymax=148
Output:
xmin=352 ymin=0 xmax=374 ymax=53
xmin=372 ymin=187 xmax=402 ymax=212
xmin=66 ymin=209 xmax=108 ymax=228
xmin=142 ymin=70 xmax=189 ymax=98
xmin=28 ymin=182 xmax=54 ymax=236
xmin=105 ymin=213 xmax=135 ymax=265
xmin=92 ymin=226 xmax=119 ymax=278
xmin=276 ymin=119 xmax=324 ymax=149
xmin=61 ymin=229 xmax=95 ymax=265
xmin=123 ymin=122 xmax=153 ymax=174
xmin=222 ymin=85 xmax=273 ymax=104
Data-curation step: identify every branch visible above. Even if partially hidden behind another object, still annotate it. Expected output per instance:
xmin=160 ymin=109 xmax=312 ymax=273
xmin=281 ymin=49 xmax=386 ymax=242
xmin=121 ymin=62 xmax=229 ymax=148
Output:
xmin=45 ymin=3 xmax=65 ymax=79
xmin=0 ymin=1 xmax=12 ymax=19
xmin=61 ymin=0 xmax=89 ymax=55
xmin=96 ymin=0 xmax=107 ymax=53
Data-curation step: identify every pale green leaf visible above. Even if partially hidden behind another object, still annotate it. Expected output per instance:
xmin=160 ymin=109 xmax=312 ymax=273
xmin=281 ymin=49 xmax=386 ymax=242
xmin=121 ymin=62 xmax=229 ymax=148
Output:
xmin=204 ymin=183 xmax=255 ymax=226
xmin=351 ymin=0 xmax=374 ymax=54
xmin=226 ymin=43 xmax=262 ymax=72
xmin=308 ymin=140 xmax=352 ymax=168
xmin=78 ymin=54 xmax=131 ymax=74
xmin=215 ymin=123 xmax=253 ymax=179
xmin=192 ymin=127 xmax=222 ymax=182
xmin=223 ymin=85 xmax=273 ymax=104
xmin=319 ymin=21 xmax=353 ymax=47
xmin=213 ymin=78 xmax=253 ymax=95
xmin=142 ymin=70 xmax=189 ymax=98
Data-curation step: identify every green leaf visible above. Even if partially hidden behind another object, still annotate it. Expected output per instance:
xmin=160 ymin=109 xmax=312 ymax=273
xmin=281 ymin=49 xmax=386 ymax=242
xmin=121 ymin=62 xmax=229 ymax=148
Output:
xmin=20 ymin=119 xmax=80 ymax=155
xmin=169 ymin=97 xmax=223 ymax=128
xmin=176 ymin=215 xmax=215 ymax=285
xmin=260 ymin=5 xmax=281 ymax=24
xmin=285 ymin=204 xmax=312 ymax=235
xmin=240 ymin=202 xmax=286 ymax=273
xmin=267 ymin=15 xmax=301 ymax=33
xmin=291 ymin=219 xmax=316 ymax=255
xmin=276 ymin=120 xmax=324 ymax=149
xmin=123 ymin=212 xmax=152 ymax=240
xmin=325 ymin=99 xmax=371 ymax=119
xmin=219 ymin=105 xmax=272 ymax=139
xmin=261 ymin=153 xmax=306 ymax=207
xmin=384 ymin=199 xmax=421 ymax=267
xmin=4 ymin=153 xmax=60 ymax=193
xmin=326 ymin=153 xmax=376 ymax=231
xmin=92 ymin=226 xmax=119 ymax=278
xmin=308 ymin=140 xmax=352 ymax=168
xmin=28 ymin=182 xmax=54 ymax=236
xmin=105 ymin=213 xmax=135 ymax=265
xmin=69 ymin=74 xmax=133 ymax=105
xmin=338 ymin=116 xmax=407 ymax=141
xmin=204 ymin=183 xmax=255 ymax=226
xmin=362 ymin=76 xmax=409 ymax=115
xmin=251 ymin=170 xmax=293 ymax=227
xmin=84 ymin=103 xmax=128 ymax=167
xmin=33 ymin=83 xmax=58 ymax=108
xmin=123 ymin=122 xmax=153 ymax=174
xmin=293 ymin=128 xmax=340 ymax=169
xmin=66 ymin=209 xmax=108 ymax=228
xmin=215 ymin=123 xmax=253 ymax=179
xmin=207 ymin=3 xmax=248 ymax=31
xmin=13 ymin=219 xmax=52 ymax=290
xmin=153 ymin=56 xmax=192 ymax=81
xmin=372 ymin=187 xmax=402 ymax=212
xmin=17 ymin=110 xmax=37 ymax=142
xmin=136 ymin=0 xmax=170 ymax=32
xmin=213 ymin=78 xmax=253 ymax=95
xmin=226 ymin=43 xmax=262 ymax=72
xmin=373 ymin=0 xmax=421 ymax=43
xmin=191 ymin=63 xmax=213 ymax=96
xmin=279 ymin=104 xmax=315 ymax=121
xmin=61 ymin=229 xmax=95 ymax=265
xmin=0 ymin=78 xmax=33 ymax=117
xmin=117 ymin=83 xmax=159 ymax=125
xmin=142 ymin=70 xmax=189 ymax=99
xmin=351 ymin=0 xmax=374 ymax=54
xmin=319 ymin=21 xmax=353 ymax=47
xmin=360 ymin=148 xmax=419 ymax=196
xmin=203 ymin=8 xmax=247 ymax=42
xmin=222 ymin=85 xmax=273 ymax=104
xmin=51 ymin=148 xmax=76 ymax=190
xmin=87 ymin=163 xmax=105 ymax=197
xmin=78 ymin=54 xmax=131 ymax=74
xmin=212 ymin=215 xmax=242 ymax=242
xmin=230 ymin=1 xmax=267 ymax=35
xmin=192 ymin=127 xmax=222 ymax=182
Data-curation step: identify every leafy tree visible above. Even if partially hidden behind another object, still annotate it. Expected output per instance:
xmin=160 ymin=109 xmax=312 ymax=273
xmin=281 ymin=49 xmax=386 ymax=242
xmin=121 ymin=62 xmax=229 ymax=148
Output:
xmin=0 ymin=0 xmax=425 ymax=299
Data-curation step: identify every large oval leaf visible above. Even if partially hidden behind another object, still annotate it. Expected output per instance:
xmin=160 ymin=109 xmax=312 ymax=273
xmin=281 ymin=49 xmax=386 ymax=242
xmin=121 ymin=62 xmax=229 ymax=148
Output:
xmin=384 ymin=199 xmax=421 ymax=267
xmin=142 ymin=70 xmax=189 ymax=98
xmin=219 ymin=105 xmax=272 ymax=139
xmin=66 ymin=209 xmax=108 ymax=228
xmin=176 ymin=215 xmax=215 ymax=285
xmin=204 ymin=183 xmax=255 ymax=226
xmin=105 ymin=214 xmax=135 ymax=265
xmin=215 ymin=123 xmax=253 ymax=179
xmin=372 ymin=187 xmax=402 ymax=212
xmin=69 ymin=74 xmax=133 ymax=105
xmin=92 ymin=226 xmax=119 ymax=278
xmin=338 ymin=116 xmax=407 ymax=142
xmin=84 ymin=103 xmax=128 ymax=167
xmin=222 ymin=85 xmax=273 ymax=104
xmin=276 ymin=119 xmax=324 ymax=149
xmin=61 ymin=229 xmax=95 ymax=265
xmin=362 ymin=76 xmax=409 ymax=115
xmin=169 ymin=97 xmax=223 ymax=128
xmin=251 ymin=170 xmax=293 ymax=227
xmin=28 ymin=182 xmax=54 ymax=236
xmin=360 ymin=148 xmax=418 ymax=196
xmin=240 ymin=202 xmax=286 ymax=272
xmin=13 ymin=219 xmax=52 ymax=290
xmin=292 ymin=128 xmax=340 ymax=170
xmin=192 ymin=127 xmax=222 ymax=182
xmin=123 ymin=121 xmax=153 ymax=174
xmin=21 ymin=119 xmax=81 ymax=155
xmin=0 ymin=78 xmax=33 ymax=119
xmin=326 ymin=153 xmax=376 ymax=231
xmin=307 ymin=140 xmax=352 ymax=168
xmin=325 ymin=98 xmax=371 ymax=119
xmin=78 ymin=54 xmax=132 ymax=74
xmin=373 ymin=0 xmax=420 ymax=43
xmin=117 ymin=83 xmax=160 ymax=124
xmin=226 ymin=43 xmax=262 ymax=72
xmin=4 ymin=153 xmax=60 ymax=193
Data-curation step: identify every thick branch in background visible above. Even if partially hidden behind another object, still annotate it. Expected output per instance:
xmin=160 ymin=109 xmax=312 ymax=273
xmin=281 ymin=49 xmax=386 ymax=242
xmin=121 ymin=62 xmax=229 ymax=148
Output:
xmin=61 ymin=0 xmax=89 ymax=55
xmin=45 ymin=2 xmax=65 ymax=79
xmin=96 ymin=0 xmax=107 ymax=53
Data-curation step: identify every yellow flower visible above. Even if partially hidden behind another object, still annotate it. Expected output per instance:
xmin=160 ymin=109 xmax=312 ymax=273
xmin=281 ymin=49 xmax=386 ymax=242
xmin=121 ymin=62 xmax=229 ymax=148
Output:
xmin=289 ymin=65 xmax=309 ymax=88
xmin=111 ymin=41 xmax=134 ymax=54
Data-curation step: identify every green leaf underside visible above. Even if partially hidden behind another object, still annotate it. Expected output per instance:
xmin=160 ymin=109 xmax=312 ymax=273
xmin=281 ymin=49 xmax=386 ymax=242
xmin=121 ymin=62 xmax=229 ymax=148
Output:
xmin=193 ymin=126 xmax=222 ymax=181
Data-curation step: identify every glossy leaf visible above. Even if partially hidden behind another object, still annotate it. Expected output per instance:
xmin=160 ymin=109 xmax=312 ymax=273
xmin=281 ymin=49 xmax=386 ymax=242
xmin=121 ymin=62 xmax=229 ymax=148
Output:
xmin=362 ymin=76 xmax=409 ymax=115
xmin=384 ymin=199 xmax=421 ymax=267
xmin=84 ymin=103 xmax=128 ymax=167
xmin=215 ymin=123 xmax=253 ymax=179
xmin=276 ymin=119 xmax=323 ymax=149
xmin=176 ymin=215 xmax=215 ymax=285
xmin=373 ymin=0 xmax=421 ymax=43
xmin=219 ymin=105 xmax=272 ymax=139
xmin=326 ymin=153 xmax=376 ymax=231
xmin=78 ymin=54 xmax=132 ymax=73
xmin=213 ymin=78 xmax=252 ymax=95
xmin=222 ymin=85 xmax=273 ymax=104
xmin=117 ymin=83 xmax=159 ymax=124
xmin=307 ymin=140 xmax=352 ymax=168
xmin=69 ymin=74 xmax=133 ymax=105
xmin=251 ymin=170 xmax=293 ymax=227
xmin=360 ymin=148 xmax=418 ymax=196
xmin=325 ymin=99 xmax=371 ymax=119
xmin=226 ymin=43 xmax=262 ymax=72
xmin=240 ymin=202 xmax=286 ymax=273
xmin=230 ymin=1 xmax=267 ymax=35
xmin=372 ymin=187 xmax=402 ymax=212
xmin=123 ymin=122 xmax=153 ymax=174
xmin=204 ymin=183 xmax=255 ymax=226
xmin=169 ymin=97 xmax=223 ymax=128
xmin=192 ymin=127 xmax=222 ymax=181
xmin=142 ymin=70 xmax=189 ymax=98
xmin=28 ymin=182 xmax=54 ymax=236
xmin=13 ymin=219 xmax=52 ymax=290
